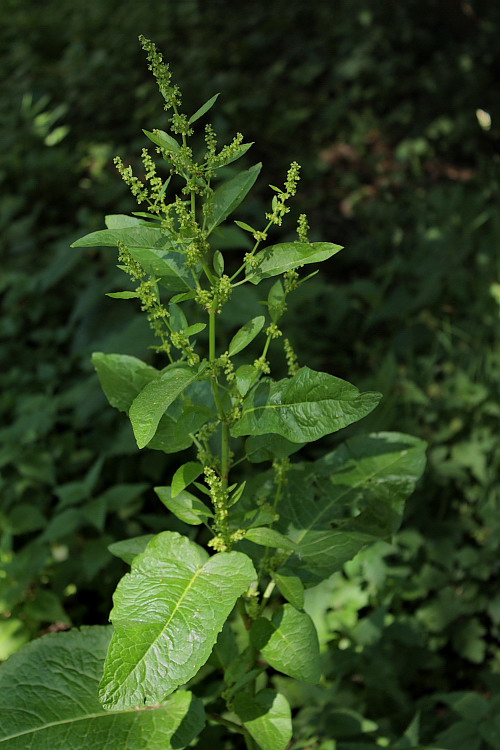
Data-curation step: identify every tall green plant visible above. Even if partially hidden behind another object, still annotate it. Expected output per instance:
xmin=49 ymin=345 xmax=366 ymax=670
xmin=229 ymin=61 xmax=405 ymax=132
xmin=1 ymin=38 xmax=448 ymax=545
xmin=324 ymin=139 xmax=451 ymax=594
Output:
xmin=0 ymin=38 xmax=426 ymax=750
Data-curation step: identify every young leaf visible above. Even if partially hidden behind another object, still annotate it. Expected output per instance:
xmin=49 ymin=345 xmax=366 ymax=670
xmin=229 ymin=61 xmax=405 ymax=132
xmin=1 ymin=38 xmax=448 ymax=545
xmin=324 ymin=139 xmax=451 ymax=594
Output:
xmin=127 ymin=248 xmax=194 ymax=291
xmin=204 ymin=163 xmax=262 ymax=234
xmin=184 ymin=322 xmax=206 ymax=337
xmin=71 ymin=225 xmax=166 ymax=249
xmin=250 ymin=604 xmax=320 ymax=683
xmin=155 ymin=487 xmax=213 ymax=525
xmin=106 ymin=291 xmax=139 ymax=299
xmin=171 ymin=462 xmax=204 ymax=497
xmin=105 ymin=214 xmax=144 ymax=229
xmin=188 ymin=93 xmax=220 ymax=124
xmin=213 ymin=249 xmax=224 ymax=276
xmin=99 ymin=532 xmax=256 ymax=709
xmin=232 ymin=367 xmax=381 ymax=443
xmin=233 ymin=689 xmax=292 ymax=750
xmin=129 ymin=365 xmax=199 ymax=449
xmin=214 ymin=142 xmax=254 ymax=168
xmin=143 ymin=128 xmax=181 ymax=152
xmin=0 ymin=626 xmax=205 ymax=748
xmin=247 ymin=241 xmax=343 ymax=283
xmin=234 ymin=220 xmax=257 ymax=233
xmin=271 ymin=569 xmax=305 ymax=610
xmin=108 ymin=535 xmax=155 ymax=565
xmin=279 ymin=432 xmax=427 ymax=580
xmin=92 ymin=353 xmax=158 ymax=413
xmin=228 ymin=315 xmax=265 ymax=356
xmin=235 ymin=364 xmax=259 ymax=397
xmin=267 ymin=280 xmax=285 ymax=323
xmin=245 ymin=527 xmax=297 ymax=551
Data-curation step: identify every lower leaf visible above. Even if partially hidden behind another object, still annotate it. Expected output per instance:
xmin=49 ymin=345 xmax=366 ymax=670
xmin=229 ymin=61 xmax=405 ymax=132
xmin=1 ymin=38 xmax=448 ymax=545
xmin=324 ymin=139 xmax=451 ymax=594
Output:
xmin=233 ymin=689 xmax=292 ymax=750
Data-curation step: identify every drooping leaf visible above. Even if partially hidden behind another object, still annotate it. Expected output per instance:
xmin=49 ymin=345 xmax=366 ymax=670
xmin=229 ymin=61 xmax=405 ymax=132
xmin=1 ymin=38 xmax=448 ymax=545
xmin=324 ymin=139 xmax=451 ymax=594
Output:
xmin=251 ymin=604 xmax=320 ymax=683
xmin=188 ymin=93 xmax=220 ymax=124
xmin=204 ymin=163 xmax=262 ymax=234
xmin=271 ymin=569 xmax=305 ymax=610
xmin=99 ymin=532 xmax=256 ymax=709
xmin=280 ymin=432 xmax=427 ymax=580
xmin=129 ymin=365 xmax=199 ymax=449
xmin=247 ymin=241 xmax=343 ymax=283
xmin=108 ymin=535 xmax=155 ymax=564
xmin=0 ymin=626 xmax=205 ymax=749
xmin=171 ymin=462 xmax=204 ymax=497
xmin=245 ymin=527 xmax=297 ymax=551
xmin=92 ymin=353 xmax=158 ymax=413
xmin=71 ymin=225 xmax=166 ymax=249
xmin=228 ymin=316 xmax=265 ymax=356
xmin=155 ymin=487 xmax=213 ymax=525
xmin=232 ymin=367 xmax=381 ymax=443
xmin=233 ymin=689 xmax=292 ymax=750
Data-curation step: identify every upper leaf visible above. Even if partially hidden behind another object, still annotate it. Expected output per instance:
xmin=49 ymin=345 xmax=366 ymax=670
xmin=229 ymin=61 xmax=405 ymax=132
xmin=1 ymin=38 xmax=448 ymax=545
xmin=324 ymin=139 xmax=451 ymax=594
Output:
xmin=92 ymin=353 xmax=158 ymax=413
xmin=250 ymin=604 xmax=321 ymax=683
xmin=0 ymin=626 xmax=205 ymax=749
xmin=99 ymin=531 xmax=256 ymax=709
xmin=247 ymin=241 xmax=343 ymax=283
xmin=129 ymin=365 xmax=199 ymax=449
xmin=231 ymin=367 xmax=381 ymax=443
xmin=188 ymin=93 xmax=220 ymax=124
xmin=279 ymin=432 xmax=427 ymax=580
xmin=155 ymin=486 xmax=213 ymax=525
xmin=108 ymin=535 xmax=155 ymax=564
xmin=71 ymin=225 xmax=166 ymax=249
xmin=233 ymin=689 xmax=292 ymax=750
xmin=204 ymin=164 xmax=262 ymax=235
xmin=127 ymin=247 xmax=195 ymax=291
xmin=228 ymin=316 xmax=265 ymax=356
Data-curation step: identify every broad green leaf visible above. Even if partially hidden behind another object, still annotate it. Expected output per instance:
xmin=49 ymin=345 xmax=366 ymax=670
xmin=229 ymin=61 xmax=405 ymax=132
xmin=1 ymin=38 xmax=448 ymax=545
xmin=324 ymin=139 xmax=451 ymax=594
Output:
xmin=0 ymin=626 xmax=205 ymax=749
xmin=169 ymin=302 xmax=188 ymax=332
xmin=99 ymin=531 xmax=256 ymax=709
xmin=129 ymin=365 xmax=199 ymax=449
xmin=106 ymin=290 xmax=139 ymax=299
xmin=235 ymin=365 xmax=259 ymax=397
xmin=105 ymin=214 xmax=144 ymax=229
xmin=188 ymin=92 xmax=219 ymax=124
xmin=204 ymin=163 xmax=262 ymax=234
xmin=271 ymin=569 xmax=304 ymax=609
xmin=92 ymin=353 xmax=158 ymax=413
xmin=248 ymin=241 xmax=343 ymax=283
xmin=155 ymin=487 xmax=213 ymax=525
xmin=246 ymin=433 xmax=304 ymax=463
xmin=127 ymin=248 xmax=194 ymax=291
xmin=71 ymin=225 xmax=166 ymax=249
xmin=148 ymin=412 xmax=193 ymax=454
xmin=213 ymin=249 xmax=224 ymax=276
xmin=280 ymin=432 xmax=427 ymax=580
xmin=245 ymin=527 xmax=297 ymax=551
xmin=143 ymin=128 xmax=180 ymax=152
xmin=232 ymin=367 xmax=381 ymax=443
xmin=233 ymin=690 xmax=292 ymax=750
xmin=228 ymin=316 xmax=265 ymax=356
xmin=267 ymin=280 xmax=285 ymax=322
xmin=172 ymin=462 xmax=204 ymax=497
xmin=184 ymin=322 xmax=206 ymax=337
xmin=108 ymin=535 xmax=155 ymax=564
xmin=251 ymin=604 xmax=320 ymax=683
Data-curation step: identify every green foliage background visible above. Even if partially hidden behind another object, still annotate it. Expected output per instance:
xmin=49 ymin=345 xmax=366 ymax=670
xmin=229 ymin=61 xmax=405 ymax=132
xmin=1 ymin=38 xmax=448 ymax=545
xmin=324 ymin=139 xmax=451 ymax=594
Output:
xmin=1 ymin=1 xmax=499 ymax=747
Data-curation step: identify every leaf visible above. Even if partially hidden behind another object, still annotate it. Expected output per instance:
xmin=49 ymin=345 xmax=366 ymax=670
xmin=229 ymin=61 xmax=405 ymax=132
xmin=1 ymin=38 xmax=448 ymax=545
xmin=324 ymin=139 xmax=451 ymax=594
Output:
xmin=172 ymin=462 xmax=204 ymax=497
xmin=234 ymin=220 xmax=256 ymax=233
xmin=245 ymin=434 xmax=304 ymax=463
xmin=108 ymin=535 xmax=155 ymax=565
xmin=228 ymin=316 xmax=265 ymax=356
xmin=143 ymin=128 xmax=180 ymax=152
xmin=99 ymin=532 xmax=256 ymax=709
xmin=71 ymin=225 xmax=166 ymax=249
xmin=184 ymin=323 xmax=206 ymax=337
xmin=204 ymin=163 xmax=262 ymax=234
xmin=213 ymin=249 xmax=224 ymax=276
xmin=235 ymin=365 xmax=259 ymax=397
xmin=248 ymin=241 xmax=343 ymax=283
xmin=280 ymin=432 xmax=427 ymax=580
xmin=155 ymin=487 xmax=213 ymax=525
xmin=271 ymin=569 xmax=304 ymax=609
xmin=148 ymin=412 xmax=193 ymax=454
xmin=232 ymin=367 xmax=381 ymax=443
xmin=106 ymin=291 xmax=139 ymax=299
xmin=250 ymin=604 xmax=320 ymax=683
xmin=0 ymin=626 xmax=205 ymax=749
xmin=105 ymin=214 xmax=144 ymax=229
xmin=233 ymin=689 xmax=292 ymax=750
xmin=267 ymin=280 xmax=285 ymax=322
xmin=214 ymin=142 xmax=254 ymax=168
xmin=245 ymin=527 xmax=297 ymax=551
xmin=92 ymin=353 xmax=159 ymax=413
xmin=188 ymin=92 xmax=220 ymax=124
xmin=127 ymin=248 xmax=194 ymax=291
xmin=129 ymin=365 xmax=199 ymax=449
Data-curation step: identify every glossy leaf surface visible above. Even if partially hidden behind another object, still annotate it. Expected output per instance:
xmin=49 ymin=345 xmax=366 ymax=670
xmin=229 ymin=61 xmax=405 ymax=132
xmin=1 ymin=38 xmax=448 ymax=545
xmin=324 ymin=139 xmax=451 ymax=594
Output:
xmin=234 ymin=689 xmax=292 ymax=750
xmin=232 ymin=367 xmax=381 ymax=443
xmin=251 ymin=604 xmax=320 ymax=683
xmin=171 ymin=462 xmax=204 ymax=497
xmin=0 ymin=626 xmax=205 ymax=748
xmin=248 ymin=241 xmax=343 ymax=283
xmin=92 ymin=353 xmax=158 ymax=413
xmin=99 ymin=532 xmax=256 ymax=709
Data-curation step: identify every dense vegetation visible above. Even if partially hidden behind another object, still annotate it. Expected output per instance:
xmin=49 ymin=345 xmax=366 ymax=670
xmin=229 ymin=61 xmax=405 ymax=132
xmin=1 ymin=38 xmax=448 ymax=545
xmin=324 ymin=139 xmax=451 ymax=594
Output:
xmin=1 ymin=2 xmax=499 ymax=748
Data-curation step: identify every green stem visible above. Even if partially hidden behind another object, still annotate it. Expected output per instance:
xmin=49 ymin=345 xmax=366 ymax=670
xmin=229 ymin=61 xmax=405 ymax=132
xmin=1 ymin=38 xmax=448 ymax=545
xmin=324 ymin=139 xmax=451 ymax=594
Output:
xmin=209 ymin=310 xmax=230 ymax=491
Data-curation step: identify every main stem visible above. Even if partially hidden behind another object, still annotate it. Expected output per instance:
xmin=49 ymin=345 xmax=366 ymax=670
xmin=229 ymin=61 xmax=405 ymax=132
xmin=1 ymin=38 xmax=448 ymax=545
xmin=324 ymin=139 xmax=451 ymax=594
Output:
xmin=209 ymin=310 xmax=230 ymax=491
